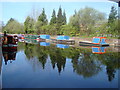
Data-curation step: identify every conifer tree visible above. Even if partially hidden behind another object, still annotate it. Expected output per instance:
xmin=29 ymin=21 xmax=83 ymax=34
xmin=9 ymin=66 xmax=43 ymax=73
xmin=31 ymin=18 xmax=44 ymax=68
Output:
xmin=57 ymin=6 xmax=63 ymax=26
xmin=38 ymin=8 xmax=48 ymax=25
xmin=108 ymin=6 xmax=117 ymax=24
xmin=63 ymin=10 xmax=67 ymax=25
xmin=50 ymin=9 xmax=57 ymax=25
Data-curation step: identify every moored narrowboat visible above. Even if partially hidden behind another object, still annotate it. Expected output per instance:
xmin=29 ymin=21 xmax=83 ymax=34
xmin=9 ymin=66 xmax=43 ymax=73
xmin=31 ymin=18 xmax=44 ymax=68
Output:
xmin=2 ymin=35 xmax=18 ymax=50
xmin=51 ymin=36 xmax=75 ymax=44
xmin=25 ymin=34 xmax=45 ymax=42
xmin=79 ymin=37 xmax=109 ymax=46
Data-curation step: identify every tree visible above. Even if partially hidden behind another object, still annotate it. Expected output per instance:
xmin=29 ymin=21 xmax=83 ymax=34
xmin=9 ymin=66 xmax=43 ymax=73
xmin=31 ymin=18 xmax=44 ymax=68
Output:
xmin=57 ymin=6 xmax=63 ymax=25
xmin=3 ymin=18 xmax=24 ymax=34
xmin=56 ymin=6 xmax=64 ymax=35
xmin=50 ymin=9 xmax=57 ymax=25
xmin=69 ymin=7 xmax=106 ymax=35
xmin=38 ymin=8 xmax=48 ymax=25
xmin=69 ymin=10 xmax=80 ymax=34
xmin=108 ymin=6 xmax=117 ymax=24
xmin=63 ymin=10 xmax=67 ymax=25
xmin=107 ymin=6 xmax=118 ymax=35
xmin=24 ymin=16 xmax=35 ymax=34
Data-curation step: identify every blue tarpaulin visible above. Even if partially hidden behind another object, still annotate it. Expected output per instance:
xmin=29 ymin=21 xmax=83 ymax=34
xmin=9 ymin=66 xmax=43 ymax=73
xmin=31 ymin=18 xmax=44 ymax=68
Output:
xmin=40 ymin=35 xmax=50 ymax=39
xmin=56 ymin=36 xmax=70 ymax=40
xmin=92 ymin=38 xmax=100 ymax=43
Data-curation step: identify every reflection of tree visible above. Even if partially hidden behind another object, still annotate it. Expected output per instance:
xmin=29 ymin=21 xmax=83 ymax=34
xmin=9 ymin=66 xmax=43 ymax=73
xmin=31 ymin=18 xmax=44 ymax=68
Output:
xmin=24 ymin=43 xmax=35 ymax=59
xmin=72 ymin=52 xmax=102 ymax=78
xmin=22 ymin=42 xmax=120 ymax=80
xmin=24 ymin=43 xmax=48 ymax=69
xmin=17 ymin=42 xmax=25 ymax=51
xmin=96 ymin=52 xmax=120 ymax=82
xmin=106 ymin=66 xmax=116 ymax=82
xmin=35 ymin=46 xmax=48 ymax=69
xmin=50 ymin=48 xmax=66 ymax=74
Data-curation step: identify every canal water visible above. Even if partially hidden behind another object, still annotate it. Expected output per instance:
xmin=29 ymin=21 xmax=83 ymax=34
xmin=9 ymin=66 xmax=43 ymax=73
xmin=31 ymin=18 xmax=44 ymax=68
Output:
xmin=1 ymin=41 xmax=119 ymax=88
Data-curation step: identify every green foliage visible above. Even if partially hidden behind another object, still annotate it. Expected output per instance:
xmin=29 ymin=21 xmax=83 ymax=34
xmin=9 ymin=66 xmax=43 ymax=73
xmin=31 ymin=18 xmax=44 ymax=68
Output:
xmin=69 ymin=7 xmax=106 ymax=35
xmin=24 ymin=16 xmax=35 ymax=34
xmin=50 ymin=9 xmax=57 ymax=25
xmin=106 ymin=6 xmax=118 ymax=37
xmin=63 ymin=10 xmax=67 ymax=25
xmin=3 ymin=18 xmax=24 ymax=34
xmin=60 ymin=25 xmax=77 ymax=36
xmin=108 ymin=6 xmax=117 ymax=24
xmin=38 ymin=8 xmax=48 ymax=25
xmin=57 ymin=6 xmax=63 ymax=26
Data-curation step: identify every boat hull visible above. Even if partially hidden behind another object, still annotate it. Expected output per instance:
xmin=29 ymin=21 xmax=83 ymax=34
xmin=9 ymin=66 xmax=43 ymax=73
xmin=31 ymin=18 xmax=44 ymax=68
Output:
xmin=79 ymin=41 xmax=109 ymax=47
xmin=50 ymin=39 xmax=75 ymax=44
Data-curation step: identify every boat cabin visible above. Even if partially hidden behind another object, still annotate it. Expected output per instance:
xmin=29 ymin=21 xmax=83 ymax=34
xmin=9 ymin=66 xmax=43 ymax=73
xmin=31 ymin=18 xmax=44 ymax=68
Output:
xmin=92 ymin=37 xmax=107 ymax=44
xmin=3 ymin=35 xmax=18 ymax=45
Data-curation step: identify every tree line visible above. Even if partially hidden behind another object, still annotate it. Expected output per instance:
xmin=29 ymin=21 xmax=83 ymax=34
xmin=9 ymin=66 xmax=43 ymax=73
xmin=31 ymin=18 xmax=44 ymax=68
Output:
xmin=2 ymin=6 xmax=119 ymax=38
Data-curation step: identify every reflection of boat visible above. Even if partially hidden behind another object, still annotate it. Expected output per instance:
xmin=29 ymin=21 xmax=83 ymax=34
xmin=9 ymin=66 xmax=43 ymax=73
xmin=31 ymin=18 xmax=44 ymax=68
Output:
xmin=92 ymin=46 xmax=106 ymax=54
xmin=18 ymin=34 xmax=25 ymax=42
xmin=24 ymin=39 xmax=40 ymax=44
xmin=2 ymin=47 xmax=17 ymax=65
xmin=40 ymin=42 xmax=50 ymax=46
xmin=2 ymin=35 xmax=18 ymax=50
xmin=79 ymin=37 xmax=109 ymax=46
xmin=51 ymin=36 xmax=75 ymax=44
xmin=56 ymin=44 xmax=69 ymax=49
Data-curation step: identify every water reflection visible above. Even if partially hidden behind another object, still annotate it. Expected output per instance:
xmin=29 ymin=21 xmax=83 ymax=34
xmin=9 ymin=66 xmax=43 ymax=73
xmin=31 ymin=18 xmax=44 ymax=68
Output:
xmin=2 ymin=47 xmax=17 ymax=65
xmin=92 ymin=46 xmax=106 ymax=54
xmin=19 ymin=42 xmax=119 ymax=82
xmin=56 ymin=44 xmax=69 ymax=49
xmin=40 ymin=42 xmax=50 ymax=46
xmin=2 ymin=41 xmax=119 ymax=88
xmin=72 ymin=53 xmax=102 ymax=78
